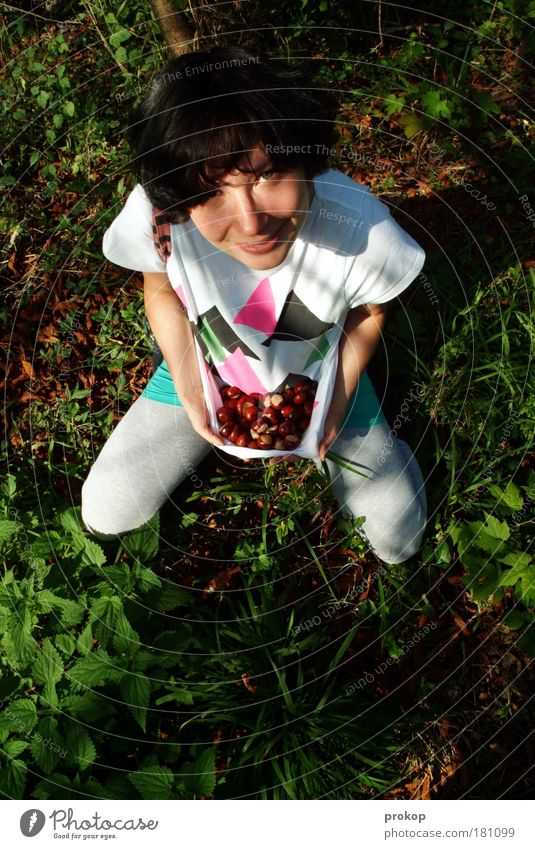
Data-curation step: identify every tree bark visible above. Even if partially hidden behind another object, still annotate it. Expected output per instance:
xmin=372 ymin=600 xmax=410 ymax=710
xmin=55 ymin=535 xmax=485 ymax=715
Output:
xmin=149 ymin=0 xmax=195 ymax=56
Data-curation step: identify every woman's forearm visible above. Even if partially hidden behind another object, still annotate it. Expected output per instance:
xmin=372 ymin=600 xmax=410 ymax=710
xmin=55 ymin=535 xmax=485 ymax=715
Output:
xmin=329 ymin=303 xmax=387 ymax=419
xmin=143 ymin=273 xmax=204 ymax=403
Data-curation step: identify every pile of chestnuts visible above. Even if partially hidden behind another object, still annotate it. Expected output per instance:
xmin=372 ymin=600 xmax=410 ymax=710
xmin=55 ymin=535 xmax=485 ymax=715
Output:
xmin=216 ymin=378 xmax=318 ymax=450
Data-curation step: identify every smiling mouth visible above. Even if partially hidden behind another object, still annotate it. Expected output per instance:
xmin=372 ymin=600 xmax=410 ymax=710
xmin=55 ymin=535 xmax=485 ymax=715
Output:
xmin=234 ymin=222 xmax=285 ymax=252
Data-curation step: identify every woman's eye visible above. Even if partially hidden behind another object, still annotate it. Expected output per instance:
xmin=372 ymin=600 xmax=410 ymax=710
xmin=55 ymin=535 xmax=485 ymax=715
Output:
xmin=258 ymin=169 xmax=276 ymax=181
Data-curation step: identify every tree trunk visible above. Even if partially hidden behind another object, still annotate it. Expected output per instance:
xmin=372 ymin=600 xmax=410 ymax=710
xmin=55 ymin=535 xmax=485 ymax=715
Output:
xmin=149 ymin=0 xmax=196 ymax=56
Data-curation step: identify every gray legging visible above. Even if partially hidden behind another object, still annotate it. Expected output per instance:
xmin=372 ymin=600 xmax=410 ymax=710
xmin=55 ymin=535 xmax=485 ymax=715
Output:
xmin=81 ymin=395 xmax=427 ymax=564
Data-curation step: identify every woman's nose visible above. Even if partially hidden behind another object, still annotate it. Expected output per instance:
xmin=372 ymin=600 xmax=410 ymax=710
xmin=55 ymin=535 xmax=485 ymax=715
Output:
xmin=229 ymin=188 xmax=268 ymax=235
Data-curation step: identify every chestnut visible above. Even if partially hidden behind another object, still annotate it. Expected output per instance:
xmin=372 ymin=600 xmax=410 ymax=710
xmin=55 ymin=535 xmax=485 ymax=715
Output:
xmin=217 ymin=407 xmax=233 ymax=423
xmin=278 ymin=420 xmax=296 ymax=437
xmin=229 ymin=424 xmax=242 ymax=443
xmin=270 ymin=393 xmax=284 ymax=408
xmin=244 ymin=405 xmax=260 ymax=423
xmin=236 ymin=433 xmax=249 ymax=447
xmin=237 ymin=394 xmax=253 ymax=414
xmin=262 ymin=407 xmax=280 ymax=424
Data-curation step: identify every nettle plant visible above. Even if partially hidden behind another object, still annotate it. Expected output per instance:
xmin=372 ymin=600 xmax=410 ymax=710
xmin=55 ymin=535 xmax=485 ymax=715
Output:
xmin=0 ymin=485 xmax=218 ymax=799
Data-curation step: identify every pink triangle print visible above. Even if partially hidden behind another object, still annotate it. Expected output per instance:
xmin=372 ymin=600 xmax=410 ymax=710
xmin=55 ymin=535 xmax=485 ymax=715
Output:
xmin=173 ymin=283 xmax=187 ymax=308
xmin=233 ymin=277 xmax=277 ymax=335
xmin=217 ymin=348 xmax=268 ymax=396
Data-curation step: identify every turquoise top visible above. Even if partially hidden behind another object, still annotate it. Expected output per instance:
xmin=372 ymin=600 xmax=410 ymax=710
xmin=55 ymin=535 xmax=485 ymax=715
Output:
xmin=141 ymin=361 xmax=385 ymax=429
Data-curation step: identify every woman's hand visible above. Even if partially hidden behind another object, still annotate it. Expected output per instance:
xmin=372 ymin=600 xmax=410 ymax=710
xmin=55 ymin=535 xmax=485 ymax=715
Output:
xmin=318 ymin=409 xmax=343 ymax=462
xmin=182 ymin=391 xmax=226 ymax=447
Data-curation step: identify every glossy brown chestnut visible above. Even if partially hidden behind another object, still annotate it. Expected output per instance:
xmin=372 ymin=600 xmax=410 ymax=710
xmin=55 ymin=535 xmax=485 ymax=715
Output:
xmin=244 ymin=405 xmax=260 ymax=423
xmin=269 ymin=393 xmax=284 ymax=408
xmin=229 ymin=425 xmax=242 ymax=443
xmin=278 ymin=420 xmax=296 ymax=437
xmin=262 ymin=407 xmax=280 ymax=424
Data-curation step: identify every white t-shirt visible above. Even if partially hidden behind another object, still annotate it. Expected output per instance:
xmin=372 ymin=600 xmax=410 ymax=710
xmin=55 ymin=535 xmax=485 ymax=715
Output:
xmin=102 ymin=169 xmax=425 ymax=399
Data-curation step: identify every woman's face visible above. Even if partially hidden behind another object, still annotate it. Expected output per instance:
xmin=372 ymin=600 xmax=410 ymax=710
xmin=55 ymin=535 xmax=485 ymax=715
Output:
xmin=188 ymin=147 xmax=313 ymax=270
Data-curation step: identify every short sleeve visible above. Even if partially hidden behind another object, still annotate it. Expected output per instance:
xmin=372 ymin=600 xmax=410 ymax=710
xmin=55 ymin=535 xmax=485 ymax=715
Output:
xmin=102 ymin=184 xmax=167 ymax=273
xmin=343 ymin=203 xmax=425 ymax=308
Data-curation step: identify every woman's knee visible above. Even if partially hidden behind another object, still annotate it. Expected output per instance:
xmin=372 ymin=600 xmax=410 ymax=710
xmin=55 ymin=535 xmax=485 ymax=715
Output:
xmin=356 ymin=509 xmax=427 ymax=564
xmin=80 ymin=468 xmax=148 ymax=539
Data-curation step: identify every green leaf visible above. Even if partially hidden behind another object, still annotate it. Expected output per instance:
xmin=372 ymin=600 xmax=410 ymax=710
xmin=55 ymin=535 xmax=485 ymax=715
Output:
xmin=383 ymin=94 xmax=405 ymax=117
xmin=134 ymin=565 xmax=161 ymax=593
xmin=179 ymin=747 xmax=216 ymax=798
xmin=502 ymin=611 xmax=527 ymax=630
xmin=4 ymin=739 xmax=30 ymax=759
xmin=90 ymin=594 xmax=123 ymax=643
xmin=33 ymin=638 xmax=64 ymax=685
xmin=0 ymin=520 xmax=20 ymax=543
xmin=148 ymin=582 xmax=192 ymax=611
xmin=55 ymin=634 xmax=75 ymax=657
xmin=63 ymin=691 xmax=116 ymax=721
xmin=79 ymin=536 xmax=107 ymax=567
xmin=76 ymin=621 xmax=94 ymax=655
xmin=95 ymin=564 xmax=135 ymax=594
xmin=62 ymin=599 xmax=86 ymax=628
xmin=62 ymin=100 xmax=75 ymax=117
xmin=59 ymin=508 xmax=83 ymax=535
xmin=4 ymin=610 xmax=37 ymax=667
xmin=68 ymin=650 xmax=122 ymax=689
xmin=499 ymin=551 xmax=532 ymax=571
xmin=488 ymin=481 xmax=523 ymax=511
xmin=519 ymin=624 xmax=535 ymax=657
xmin=482 ymin=513 xmax=510 ymax=541
xmin=36 ymin=90 xmax=49 ymax=108
xmin=120 ymin=672 xmax=150 ymax=732
xmin=155 ymin=689 xmax=194 ymax=706
xmin=66 ymin=727 xmax=96 ymax=771
xmin=471 ymin=90 xmax=501 ymax=115
xmin=121 ymin=515 xmax=160 ymax=562
xmin=114 ymin=46 xmax=128 ymax=64
xmin=31 ymin=717 xmax=64 ymax=774
xmin=180 ymin=512 xmax=198 ymax=529
xmin=113 ymin=613 xmax=140 ymax=656
xmin=399 ymin=112 xmax=428 ymax=138
xmin=128 ymin=764 xmax=174 ymax=799
xmin=0 ymin=699 xmax=37 ymax=735
xmin=421 ymin=90 xmax=453 ymax=120
xmin=109 ymin=29 xmax=131 ymax=48
xmin=0 ymin=758 xmax=26 ymax=798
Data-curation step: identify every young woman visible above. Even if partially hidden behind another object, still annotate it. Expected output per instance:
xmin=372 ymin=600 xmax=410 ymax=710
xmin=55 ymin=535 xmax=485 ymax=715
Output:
xmin=81 ymin=46 xmax=427 ymax=564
